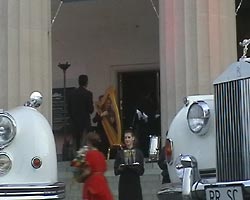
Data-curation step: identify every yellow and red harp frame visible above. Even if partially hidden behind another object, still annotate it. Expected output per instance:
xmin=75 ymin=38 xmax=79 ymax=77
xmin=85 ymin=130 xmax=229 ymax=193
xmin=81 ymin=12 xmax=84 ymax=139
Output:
xmin=96 ymin=86 xmax=122 ymax=147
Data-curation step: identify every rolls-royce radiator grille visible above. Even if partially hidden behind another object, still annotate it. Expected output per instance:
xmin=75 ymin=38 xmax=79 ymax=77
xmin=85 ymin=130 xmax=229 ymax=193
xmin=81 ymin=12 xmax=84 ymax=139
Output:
xmin=214 ymin=78 xmax=250 ymax=182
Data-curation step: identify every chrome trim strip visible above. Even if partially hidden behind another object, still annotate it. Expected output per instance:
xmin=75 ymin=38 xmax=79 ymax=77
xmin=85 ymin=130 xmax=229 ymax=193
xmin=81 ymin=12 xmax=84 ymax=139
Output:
xmin=0 ymin=182 xmax=65 ymax=199
xmin=199 ymin=168 xmax=216 ymax=179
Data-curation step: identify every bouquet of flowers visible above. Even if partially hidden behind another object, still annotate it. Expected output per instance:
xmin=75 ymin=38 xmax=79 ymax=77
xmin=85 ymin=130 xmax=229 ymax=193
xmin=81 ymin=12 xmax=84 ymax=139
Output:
xmin=70 ymin=146 xmax=91 ymax=183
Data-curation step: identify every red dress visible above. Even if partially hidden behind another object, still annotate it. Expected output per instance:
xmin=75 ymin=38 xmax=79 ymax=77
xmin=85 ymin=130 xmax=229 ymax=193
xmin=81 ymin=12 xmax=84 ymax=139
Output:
xmin=83 ymin=150 xmax=113 ymax=200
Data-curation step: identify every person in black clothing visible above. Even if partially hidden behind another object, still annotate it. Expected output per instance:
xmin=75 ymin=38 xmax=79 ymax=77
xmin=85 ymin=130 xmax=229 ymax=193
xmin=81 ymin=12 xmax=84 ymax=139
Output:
xmin=92 ymin=95 xmax=110 ymax=158
xmin=114 ymin=130 xmax=144 ymax=200
xmin=68 ymin=74 xmax=94 ymax=151
xmin=157 ymin=145 xmax=170 ymax=184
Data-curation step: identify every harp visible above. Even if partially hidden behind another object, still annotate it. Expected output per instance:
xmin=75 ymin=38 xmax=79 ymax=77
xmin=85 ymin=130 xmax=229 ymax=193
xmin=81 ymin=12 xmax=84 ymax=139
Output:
xmin=96 ymin=86 xmax=122 ymax=146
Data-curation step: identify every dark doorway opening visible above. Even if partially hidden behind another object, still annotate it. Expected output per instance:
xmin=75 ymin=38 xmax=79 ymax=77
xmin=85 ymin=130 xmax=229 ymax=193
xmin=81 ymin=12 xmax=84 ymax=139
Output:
xmin=118 ymin=70 xmax=161 ymax=157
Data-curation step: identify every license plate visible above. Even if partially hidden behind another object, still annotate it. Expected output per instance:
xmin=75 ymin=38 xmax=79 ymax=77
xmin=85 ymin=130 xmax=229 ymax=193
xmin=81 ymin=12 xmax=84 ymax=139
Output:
xmin=205 ymin=185 xmax=243 ymax=200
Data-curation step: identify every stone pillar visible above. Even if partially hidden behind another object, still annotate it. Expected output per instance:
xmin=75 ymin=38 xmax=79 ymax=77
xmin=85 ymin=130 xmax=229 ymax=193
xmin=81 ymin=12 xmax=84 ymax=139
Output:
xmin=0 ymin=0 xmax=8 ymax=108
xmin=159 ymin=0 xmax=237 ymax=135
xmin=0 ymin=0 xmax=52 ymax=123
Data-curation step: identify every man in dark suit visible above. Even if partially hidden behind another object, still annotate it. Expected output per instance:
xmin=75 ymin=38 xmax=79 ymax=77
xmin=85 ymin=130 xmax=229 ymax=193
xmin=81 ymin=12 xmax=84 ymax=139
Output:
xmin=68 ymin=74 xmax=94 ymax=151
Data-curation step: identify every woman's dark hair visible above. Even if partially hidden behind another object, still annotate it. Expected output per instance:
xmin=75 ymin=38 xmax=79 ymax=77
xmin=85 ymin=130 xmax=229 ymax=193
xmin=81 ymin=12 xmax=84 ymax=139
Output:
xmin=124 ymin=129 xmax=135 ymax=137
xmin=86 ymin=132 xmax=101 ymax=149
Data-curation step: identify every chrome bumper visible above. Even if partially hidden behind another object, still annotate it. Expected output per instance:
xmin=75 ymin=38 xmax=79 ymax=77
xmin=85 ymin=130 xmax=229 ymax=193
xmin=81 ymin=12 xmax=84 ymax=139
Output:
xmin=157 ymin=182 xmax=182 ymax=200
xmin=0 ymin=182 xmax=65 ymax=199
xmin=179 ymin=155 xmax=250 ymax=199
xmin=190 ymin=180 xmax=250 ymax=200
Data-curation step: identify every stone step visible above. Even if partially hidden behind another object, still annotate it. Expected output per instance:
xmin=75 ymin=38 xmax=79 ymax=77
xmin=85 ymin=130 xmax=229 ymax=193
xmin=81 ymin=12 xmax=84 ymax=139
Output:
xmin=106 ymin=172 xmax=162 ymax=198
xmin=58 ymin=160 xmax=162 ymax=200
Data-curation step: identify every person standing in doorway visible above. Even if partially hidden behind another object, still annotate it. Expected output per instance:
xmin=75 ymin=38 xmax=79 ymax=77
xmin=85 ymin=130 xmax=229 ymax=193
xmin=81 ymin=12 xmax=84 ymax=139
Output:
xmin=114 ymin=129 xmax=144 ymax=200
xmin=68 ymin=74 xmax=94 ymax=151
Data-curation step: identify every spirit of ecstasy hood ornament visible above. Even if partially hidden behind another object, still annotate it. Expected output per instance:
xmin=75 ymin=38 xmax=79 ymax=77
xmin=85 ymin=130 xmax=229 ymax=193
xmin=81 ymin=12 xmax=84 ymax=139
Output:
xmin=239 ymin=39 xmax=250 ymax=62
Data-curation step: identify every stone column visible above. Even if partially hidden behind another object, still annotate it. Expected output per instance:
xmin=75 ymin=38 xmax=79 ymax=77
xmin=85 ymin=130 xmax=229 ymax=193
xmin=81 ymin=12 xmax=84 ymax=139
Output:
xmin=159 ymin=0 xmax=237 ymax=135
xmin=0 ymin=0 xmax=52 ymax=123
xmin=0 ymin=0 xmax=8 ymax=109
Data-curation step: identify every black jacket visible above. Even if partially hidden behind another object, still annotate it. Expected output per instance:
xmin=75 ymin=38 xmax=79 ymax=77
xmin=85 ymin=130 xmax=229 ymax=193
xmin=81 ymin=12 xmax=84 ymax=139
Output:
xmin=114 ymin=148 xmax=144 ymax=200
xmin=68 ymin=86 xmax=94 ymax=131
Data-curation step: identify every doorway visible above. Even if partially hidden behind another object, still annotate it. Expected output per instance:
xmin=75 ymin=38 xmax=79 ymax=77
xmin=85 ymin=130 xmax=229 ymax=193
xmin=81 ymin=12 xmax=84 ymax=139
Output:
xmin=118 ymin=70 xmax=160 ymax=157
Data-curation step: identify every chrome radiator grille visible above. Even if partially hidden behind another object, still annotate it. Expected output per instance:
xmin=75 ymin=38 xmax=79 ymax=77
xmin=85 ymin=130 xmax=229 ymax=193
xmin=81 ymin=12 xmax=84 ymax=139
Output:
xmin=214 ymin=78 xmax=250 ymax=182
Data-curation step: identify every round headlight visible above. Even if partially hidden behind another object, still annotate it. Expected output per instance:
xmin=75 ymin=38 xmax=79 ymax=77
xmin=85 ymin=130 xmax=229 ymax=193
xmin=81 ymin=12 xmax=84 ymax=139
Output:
xmin=0 ymin=112 xmax=16 ymax=149
xmin=187 ymin=101 xmax=210 ymax=135
xmin=0 ymin=154 xmax=12 ymax=176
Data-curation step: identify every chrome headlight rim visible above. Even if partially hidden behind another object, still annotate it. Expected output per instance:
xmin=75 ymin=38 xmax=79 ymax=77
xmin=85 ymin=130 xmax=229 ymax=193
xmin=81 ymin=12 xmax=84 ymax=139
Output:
xmin=0 ymin=153 xmax=12 ymax=176
xmin=0 ymin=112 xmax=17 ymax=149
xmin=187 ymin=101 xmax=210 ymax=136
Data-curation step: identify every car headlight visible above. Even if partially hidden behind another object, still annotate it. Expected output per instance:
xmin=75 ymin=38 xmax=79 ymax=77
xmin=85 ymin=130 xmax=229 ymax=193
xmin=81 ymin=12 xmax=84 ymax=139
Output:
xmin=0 ymin=154 xmax=12 ymax=176
xmin=187 ymin=101 xmax=210 ymax=135
xmin=0 ymin=112 xmax=16 ymax=149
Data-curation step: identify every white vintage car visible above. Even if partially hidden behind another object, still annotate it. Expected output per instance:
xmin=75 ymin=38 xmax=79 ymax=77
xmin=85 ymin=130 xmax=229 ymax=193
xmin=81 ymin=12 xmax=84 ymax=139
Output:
xmin=167 ymin=95 xmax=216 ymax=182
xmin=0 ymin=92 xmax=65 ymax=199
xmin=157 ymin=95 xmax=216 ymax=199
xmin=158 ymin=42 xmax=250 ymax=200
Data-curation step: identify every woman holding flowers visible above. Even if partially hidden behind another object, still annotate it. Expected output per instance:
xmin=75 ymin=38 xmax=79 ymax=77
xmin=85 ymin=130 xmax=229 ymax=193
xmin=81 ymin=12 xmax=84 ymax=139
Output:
xmin=80 ymin=132 xmax=113 ymax=200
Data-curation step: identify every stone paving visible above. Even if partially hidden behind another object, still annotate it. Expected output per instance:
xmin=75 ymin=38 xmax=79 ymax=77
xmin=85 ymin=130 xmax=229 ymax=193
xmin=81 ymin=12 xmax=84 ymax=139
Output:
xmin=58 ymin=160 xmax=162 ymax=200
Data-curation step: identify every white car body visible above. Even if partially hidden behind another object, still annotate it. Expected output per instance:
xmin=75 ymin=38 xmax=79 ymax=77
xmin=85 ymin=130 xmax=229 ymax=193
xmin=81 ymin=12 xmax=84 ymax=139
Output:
xmin=167 ymin=95 xmax=216 ymax=184
xmin=158 ymin=58 xmax=250 ymax=200
xmin=158 ymin=41 xmax=250 ymax=200
xmin=0 ymin=92 xmax=65 ymax=199
xmin=5 ymin=106 xmax=57 ymax=183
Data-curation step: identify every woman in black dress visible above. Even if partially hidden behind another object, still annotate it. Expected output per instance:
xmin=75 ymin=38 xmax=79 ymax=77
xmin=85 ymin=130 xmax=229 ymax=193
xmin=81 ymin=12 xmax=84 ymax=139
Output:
xmin=114 ymin=130 xmax=144 ymax=200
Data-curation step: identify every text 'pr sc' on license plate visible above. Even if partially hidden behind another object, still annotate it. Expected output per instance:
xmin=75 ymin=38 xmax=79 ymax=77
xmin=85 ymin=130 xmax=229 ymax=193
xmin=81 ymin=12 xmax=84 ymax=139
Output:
xmin=205 ymin=185 xmax=243 ymax=200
